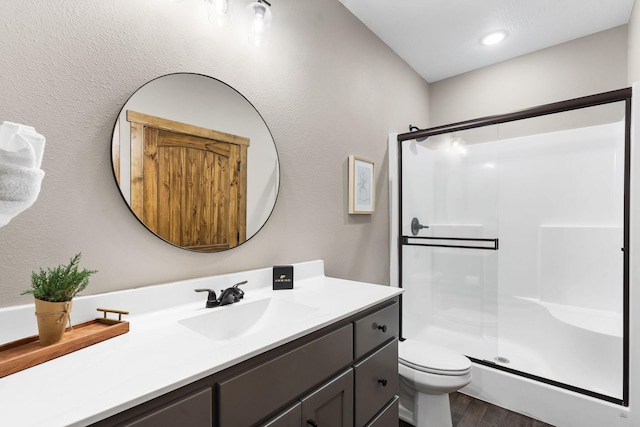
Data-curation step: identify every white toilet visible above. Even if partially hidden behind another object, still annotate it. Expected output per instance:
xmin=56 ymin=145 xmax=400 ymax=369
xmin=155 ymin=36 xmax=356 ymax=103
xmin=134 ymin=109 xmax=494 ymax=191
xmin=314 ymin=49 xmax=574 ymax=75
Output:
xmin=398 ymin=339 xmax=472 ymax=427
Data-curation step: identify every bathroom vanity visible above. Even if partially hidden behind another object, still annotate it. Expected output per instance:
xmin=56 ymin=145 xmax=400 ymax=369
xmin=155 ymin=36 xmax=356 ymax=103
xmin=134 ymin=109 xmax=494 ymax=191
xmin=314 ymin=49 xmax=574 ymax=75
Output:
xmin=94 ymin=297 xmax=399 ymax=427
xmin=0 ymin=260 xmax=402 ymax=427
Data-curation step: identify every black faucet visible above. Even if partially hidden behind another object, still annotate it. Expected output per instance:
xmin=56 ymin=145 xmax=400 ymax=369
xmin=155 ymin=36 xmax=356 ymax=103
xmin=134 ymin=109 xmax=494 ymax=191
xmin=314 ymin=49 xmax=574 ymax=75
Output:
xmin=194 ymin=289 xmax=219 ymax=308
xmin=195 ymin=280 xmax=248 ymax=308
xmin=218 ymin=280 xmax=247 ymax=305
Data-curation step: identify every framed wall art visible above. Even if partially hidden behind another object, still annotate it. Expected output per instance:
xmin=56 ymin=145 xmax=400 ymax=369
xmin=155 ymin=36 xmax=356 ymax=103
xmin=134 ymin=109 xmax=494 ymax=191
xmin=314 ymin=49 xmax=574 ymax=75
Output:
xmin=348 ymin=155 xmax=375 ymax=214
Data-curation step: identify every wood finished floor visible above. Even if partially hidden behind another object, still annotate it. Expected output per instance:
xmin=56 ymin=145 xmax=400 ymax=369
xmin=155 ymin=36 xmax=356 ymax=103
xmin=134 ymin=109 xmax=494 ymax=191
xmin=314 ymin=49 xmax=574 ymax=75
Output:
xmin=399 ymin=392 xmax=555 ymax=427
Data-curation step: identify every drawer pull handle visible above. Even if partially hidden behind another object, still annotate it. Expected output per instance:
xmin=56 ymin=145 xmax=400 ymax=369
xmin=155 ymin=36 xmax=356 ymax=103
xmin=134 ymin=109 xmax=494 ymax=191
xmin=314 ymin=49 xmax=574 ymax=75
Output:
xmin=378 ymin=378 xmax=388 ymax=386
xmin=307 ymin=420 xmax=318 ymax=427
xmin=377 ymin=324 xmax=388 ymax=333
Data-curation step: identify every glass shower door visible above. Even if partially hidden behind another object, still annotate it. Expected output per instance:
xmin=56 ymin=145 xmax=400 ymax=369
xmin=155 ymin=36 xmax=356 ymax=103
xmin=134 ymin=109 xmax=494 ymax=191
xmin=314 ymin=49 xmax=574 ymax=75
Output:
xmin=398 ymin=95 xmax=628 ymax=404
xmin=400 ymin=134 xmax=500 ymax=363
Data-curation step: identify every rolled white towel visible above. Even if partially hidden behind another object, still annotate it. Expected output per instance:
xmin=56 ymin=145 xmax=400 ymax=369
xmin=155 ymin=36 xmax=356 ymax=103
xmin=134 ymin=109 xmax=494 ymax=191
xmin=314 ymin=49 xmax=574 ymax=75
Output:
xmin=0 ymin=163 xmax=45 ymax=226
xmin=0 ymin=121 xmax=46 ymax=226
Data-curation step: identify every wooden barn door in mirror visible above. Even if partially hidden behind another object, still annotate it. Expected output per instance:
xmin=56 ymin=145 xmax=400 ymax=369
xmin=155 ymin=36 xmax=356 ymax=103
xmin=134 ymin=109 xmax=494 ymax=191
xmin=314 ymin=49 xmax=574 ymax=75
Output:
xmin=127 ymin=111 xmax=249 ymax=251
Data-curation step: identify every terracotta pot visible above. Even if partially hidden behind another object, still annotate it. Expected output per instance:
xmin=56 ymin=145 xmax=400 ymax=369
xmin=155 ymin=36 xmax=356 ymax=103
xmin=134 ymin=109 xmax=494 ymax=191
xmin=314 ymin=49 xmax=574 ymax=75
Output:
xmin=34 ymin=298 xmax=72 ymax=346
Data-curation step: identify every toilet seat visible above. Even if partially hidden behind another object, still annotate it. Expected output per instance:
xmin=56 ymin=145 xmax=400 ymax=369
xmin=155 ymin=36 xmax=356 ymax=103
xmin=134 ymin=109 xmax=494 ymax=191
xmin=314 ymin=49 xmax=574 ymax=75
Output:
xmin=399 ymin=339 xmax=471 ymax=376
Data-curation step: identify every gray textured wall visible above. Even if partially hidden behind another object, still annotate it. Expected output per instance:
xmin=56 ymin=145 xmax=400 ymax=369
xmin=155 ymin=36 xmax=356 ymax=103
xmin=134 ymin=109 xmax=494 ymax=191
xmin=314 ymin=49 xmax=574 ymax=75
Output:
xmin=429 ymin=25 xmax=629 ymax=127
xmin=0 ymin=0 xmax=430 ymax=307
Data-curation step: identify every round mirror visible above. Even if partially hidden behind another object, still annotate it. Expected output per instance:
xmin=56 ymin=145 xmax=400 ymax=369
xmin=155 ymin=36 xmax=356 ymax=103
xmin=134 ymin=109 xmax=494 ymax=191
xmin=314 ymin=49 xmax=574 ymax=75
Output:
xmin=111 ymin=73 xmax=279 ymax=252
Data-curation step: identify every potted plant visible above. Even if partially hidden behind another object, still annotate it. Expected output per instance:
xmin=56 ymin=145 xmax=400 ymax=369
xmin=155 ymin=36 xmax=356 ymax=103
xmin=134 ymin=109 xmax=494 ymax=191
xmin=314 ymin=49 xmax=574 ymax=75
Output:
xmin=22 ymin=253 xmax=97 ymax=346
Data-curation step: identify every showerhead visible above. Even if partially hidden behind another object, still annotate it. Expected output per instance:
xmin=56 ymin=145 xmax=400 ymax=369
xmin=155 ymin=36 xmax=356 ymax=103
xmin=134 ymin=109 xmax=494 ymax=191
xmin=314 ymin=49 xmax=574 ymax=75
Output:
xmin=409 ymin=125 xmax=428 ymax=142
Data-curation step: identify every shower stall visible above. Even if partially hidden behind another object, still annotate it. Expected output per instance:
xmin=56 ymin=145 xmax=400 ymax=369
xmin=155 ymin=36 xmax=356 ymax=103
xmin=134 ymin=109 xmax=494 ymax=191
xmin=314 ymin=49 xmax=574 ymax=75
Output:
xmin=393 ymin=88 xmax=631 ymax=411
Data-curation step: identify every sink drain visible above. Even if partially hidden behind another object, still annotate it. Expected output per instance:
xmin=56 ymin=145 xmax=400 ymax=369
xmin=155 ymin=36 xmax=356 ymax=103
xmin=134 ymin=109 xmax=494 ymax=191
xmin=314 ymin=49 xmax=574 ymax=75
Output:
xmin=494 ymin=356 xmax=510 ymax=364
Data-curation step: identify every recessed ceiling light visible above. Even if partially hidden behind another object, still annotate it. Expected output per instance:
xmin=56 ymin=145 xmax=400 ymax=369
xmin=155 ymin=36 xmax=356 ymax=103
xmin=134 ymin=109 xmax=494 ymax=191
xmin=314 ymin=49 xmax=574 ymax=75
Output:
xmin=480 ymin=30 xmax=508 ymax=46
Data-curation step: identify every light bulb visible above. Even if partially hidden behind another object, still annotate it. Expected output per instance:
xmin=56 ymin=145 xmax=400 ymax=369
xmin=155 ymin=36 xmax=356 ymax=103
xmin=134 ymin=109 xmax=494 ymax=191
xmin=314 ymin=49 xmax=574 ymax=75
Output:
xmin=206 ymin=0 xmax=232 ymax=27
xmin=215 ymin=0 xmax=228 ymax=14
xmin=246 ymin=2 xmax=272 ymax=47
xmin=252 ymin=9 xmax=266 ymax=36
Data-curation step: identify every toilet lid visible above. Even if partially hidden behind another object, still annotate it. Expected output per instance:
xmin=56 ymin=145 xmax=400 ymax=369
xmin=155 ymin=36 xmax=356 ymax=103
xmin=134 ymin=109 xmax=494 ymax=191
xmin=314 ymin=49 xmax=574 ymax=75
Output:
xmin=399 ymin=339 xmax=471 ymax=375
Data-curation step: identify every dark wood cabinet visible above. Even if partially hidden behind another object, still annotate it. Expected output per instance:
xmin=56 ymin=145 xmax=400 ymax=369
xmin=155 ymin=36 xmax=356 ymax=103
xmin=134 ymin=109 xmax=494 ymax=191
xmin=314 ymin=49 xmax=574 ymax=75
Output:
xmin=364 ymin=396 xmax=399 ymax=427
xmin=354 ymin=302 xmax=400 ymax=359
xmin=122 ymin=387 xmax=212 ymax=427
xmin=217 ymin=324 xmax=353 ymax=426
xmin=260 ymin=403 xmax=302 ymax=427
xmin=253 ymin=301 xmax=399 ymax=427
xmin=354 ymin=340 xmax=398 ymax=427
xmin=261 ymin=369 xmax=355 ymax=427
xmin=300 ymin=369 xmax=354 ymax=427
xmin=92 ymin=298 xmax=399 ymax=427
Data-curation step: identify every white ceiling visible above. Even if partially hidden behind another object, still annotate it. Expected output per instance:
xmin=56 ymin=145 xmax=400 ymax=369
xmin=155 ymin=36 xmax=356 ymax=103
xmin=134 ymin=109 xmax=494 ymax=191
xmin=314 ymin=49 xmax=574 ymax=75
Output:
xmin=339 ymin=0 xmax=636 ymax=83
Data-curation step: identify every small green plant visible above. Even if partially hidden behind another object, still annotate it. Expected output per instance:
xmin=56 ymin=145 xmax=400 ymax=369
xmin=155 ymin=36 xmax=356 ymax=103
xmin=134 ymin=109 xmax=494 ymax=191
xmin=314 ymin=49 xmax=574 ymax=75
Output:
xmin=22 ymin=253 xmax=97 ymax=302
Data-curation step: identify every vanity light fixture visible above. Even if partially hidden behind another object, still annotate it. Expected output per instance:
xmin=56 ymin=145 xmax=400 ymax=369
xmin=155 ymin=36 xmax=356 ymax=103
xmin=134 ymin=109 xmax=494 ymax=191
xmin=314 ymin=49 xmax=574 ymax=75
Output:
xmin=205 ymin=0 xmax=233 ymax=27
xmin=480 ymin=30 xmax=508 ymax=46
xmin=200 ymin=0 xmax=273 ymax=46
xmin=246 ymin=0 xmax=272 ymax=47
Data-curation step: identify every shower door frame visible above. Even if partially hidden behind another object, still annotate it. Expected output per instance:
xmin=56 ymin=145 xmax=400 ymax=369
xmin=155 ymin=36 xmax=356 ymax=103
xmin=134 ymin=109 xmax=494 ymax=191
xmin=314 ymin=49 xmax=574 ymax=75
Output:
xmin=396 ymin=87 xmax=632 ymax=406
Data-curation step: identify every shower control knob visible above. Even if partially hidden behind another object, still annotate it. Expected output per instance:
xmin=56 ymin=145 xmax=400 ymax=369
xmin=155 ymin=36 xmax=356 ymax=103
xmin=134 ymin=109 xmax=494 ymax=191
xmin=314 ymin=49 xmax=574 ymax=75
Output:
xmin=378 ymin=378 xmax=388 ymax=386
xmin=307 ymin=420 xmax=318 ymax=427
xmin=411 ymin=217 xmax=429 ymax=236
xmin=377 ymin=324 xmax=388 ymax=333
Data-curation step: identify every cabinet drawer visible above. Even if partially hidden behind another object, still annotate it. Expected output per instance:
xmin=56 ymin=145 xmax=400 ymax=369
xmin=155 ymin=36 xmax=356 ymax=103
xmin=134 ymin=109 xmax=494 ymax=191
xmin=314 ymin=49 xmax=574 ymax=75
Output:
xmin=365 ymin=396 xmax=399 ymax=427
xmin=354 ymin=339 xmax=398 ymax=427
xmin=218 ymin=324 xmax=353 ymax=426
xmin=353 ymin=302 xmax=399 ymax=359
xmin=123 ymin=388 xmax=212 ymax=427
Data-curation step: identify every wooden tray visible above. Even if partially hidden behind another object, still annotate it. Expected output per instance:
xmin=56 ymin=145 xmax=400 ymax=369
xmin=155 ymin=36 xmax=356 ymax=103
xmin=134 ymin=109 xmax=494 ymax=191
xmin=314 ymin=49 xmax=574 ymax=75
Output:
xmin=0 ymin=319 xmax=130 ymax=378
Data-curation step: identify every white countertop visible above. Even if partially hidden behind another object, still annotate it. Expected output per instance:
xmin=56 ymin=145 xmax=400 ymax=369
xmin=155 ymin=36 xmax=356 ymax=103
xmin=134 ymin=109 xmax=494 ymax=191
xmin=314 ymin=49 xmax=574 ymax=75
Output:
xmin=0 ymin=260 xmax=402 ymax=427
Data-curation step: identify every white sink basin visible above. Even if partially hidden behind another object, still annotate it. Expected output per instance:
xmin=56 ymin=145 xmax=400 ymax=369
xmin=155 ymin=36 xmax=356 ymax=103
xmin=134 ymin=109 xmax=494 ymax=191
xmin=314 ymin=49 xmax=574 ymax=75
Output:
xmin=178 ymin=298 xmax=319 ymax=342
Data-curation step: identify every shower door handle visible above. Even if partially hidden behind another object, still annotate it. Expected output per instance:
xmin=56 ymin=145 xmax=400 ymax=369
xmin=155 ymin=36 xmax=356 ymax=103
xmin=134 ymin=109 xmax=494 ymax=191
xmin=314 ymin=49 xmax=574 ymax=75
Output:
xmin=402 ymin=235 xmax=499 ymax=250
